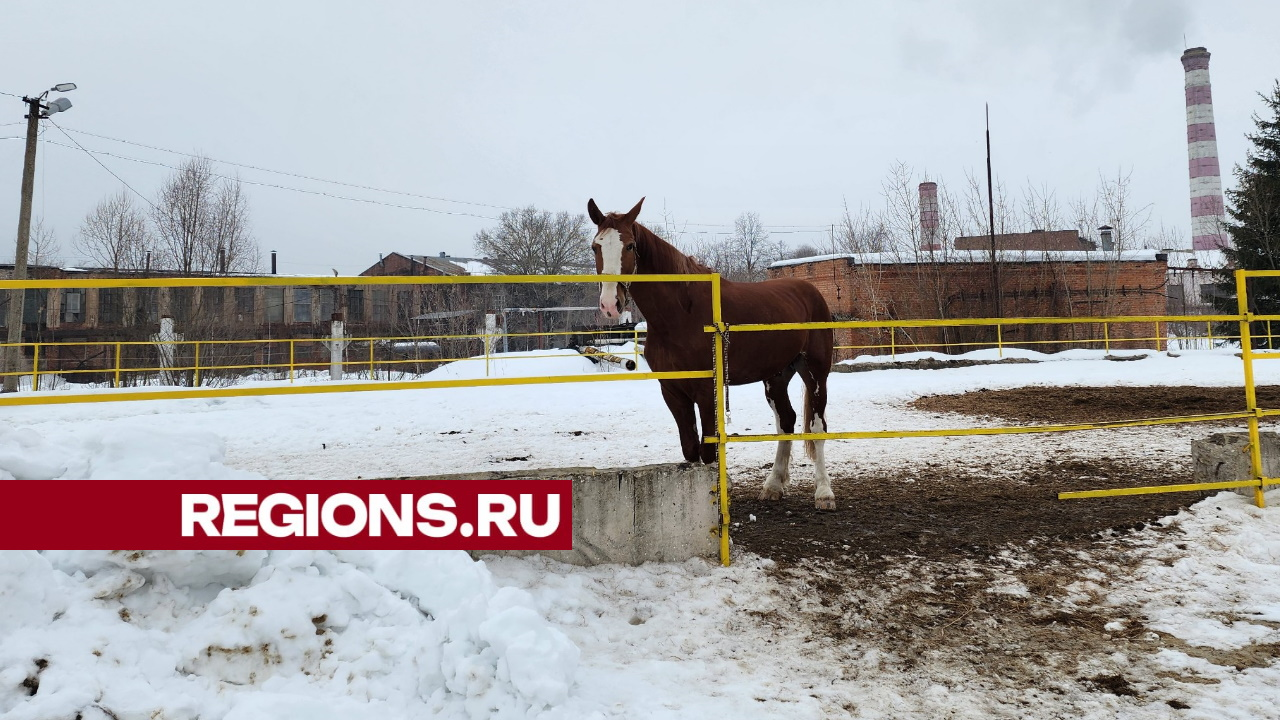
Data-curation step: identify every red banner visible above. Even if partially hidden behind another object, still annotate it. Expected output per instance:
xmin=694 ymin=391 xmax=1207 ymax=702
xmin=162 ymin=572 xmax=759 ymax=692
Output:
xmin=0 ymin=480 xmax=573 ymax=550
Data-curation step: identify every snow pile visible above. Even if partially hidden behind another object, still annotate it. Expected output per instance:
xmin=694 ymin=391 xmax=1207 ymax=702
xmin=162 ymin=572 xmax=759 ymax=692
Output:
xmin=0 ymin=550 xmax=579 ymax=720
xmin=0 ymin=425 xmax=260 ymax=480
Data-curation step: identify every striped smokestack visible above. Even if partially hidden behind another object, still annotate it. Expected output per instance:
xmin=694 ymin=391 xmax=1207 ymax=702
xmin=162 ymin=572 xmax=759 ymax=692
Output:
xmin=919 ymin=181 xmax=941 ymax=251
xmin=1182 ymin=47 xmax=1229 ymax=251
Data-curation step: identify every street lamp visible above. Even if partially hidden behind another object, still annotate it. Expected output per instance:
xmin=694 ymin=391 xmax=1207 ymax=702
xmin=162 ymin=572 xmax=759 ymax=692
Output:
xmin=3 ymin=83 xmax=76 ymax=393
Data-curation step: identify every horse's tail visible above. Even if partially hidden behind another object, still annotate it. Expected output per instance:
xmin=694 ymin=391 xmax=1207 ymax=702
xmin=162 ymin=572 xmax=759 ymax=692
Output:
xmin=803 ymin=390 xmax=816 ymax=461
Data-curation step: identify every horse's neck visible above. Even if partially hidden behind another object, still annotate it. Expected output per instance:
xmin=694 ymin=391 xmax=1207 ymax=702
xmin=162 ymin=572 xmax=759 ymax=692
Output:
xmin=631 ymin=225 xmax=705 ymax=328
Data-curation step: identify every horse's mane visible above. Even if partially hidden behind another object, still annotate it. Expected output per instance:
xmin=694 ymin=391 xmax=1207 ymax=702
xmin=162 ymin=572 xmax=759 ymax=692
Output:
xmin=632 ymin=221 xmax=715 ymax=274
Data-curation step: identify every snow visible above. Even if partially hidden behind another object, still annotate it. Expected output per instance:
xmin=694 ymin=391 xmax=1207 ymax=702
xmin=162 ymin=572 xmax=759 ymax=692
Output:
xmin=2 ymin=347 xmax=1280 ymax=718
xmin=0 ymin=550 xmax=577 ymax=720
xmin=770 ymin=249 xmax=1164 ymax=268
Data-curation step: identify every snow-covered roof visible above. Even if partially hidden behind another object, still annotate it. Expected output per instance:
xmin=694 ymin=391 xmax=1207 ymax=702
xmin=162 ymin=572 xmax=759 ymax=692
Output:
xmin=461 ymin=260 xmax=495 ymax=276
xmin=1160 ymin=248 xmax=1229 ymax=270
xmin=770 ymin=249 xmax=1165 ymax=269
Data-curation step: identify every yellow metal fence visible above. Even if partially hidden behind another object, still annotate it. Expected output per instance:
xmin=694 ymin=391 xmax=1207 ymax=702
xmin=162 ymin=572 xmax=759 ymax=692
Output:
xmin=2 ymin=271 xmax=1276 ymax=566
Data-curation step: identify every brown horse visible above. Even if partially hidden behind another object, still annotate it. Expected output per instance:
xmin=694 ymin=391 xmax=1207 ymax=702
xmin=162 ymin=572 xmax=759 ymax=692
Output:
xmin=587 ymin=197 xmax=837 ymax=510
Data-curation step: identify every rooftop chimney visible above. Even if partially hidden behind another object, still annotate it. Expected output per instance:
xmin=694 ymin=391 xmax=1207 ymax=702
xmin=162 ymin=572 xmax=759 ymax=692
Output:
xmin=918 ymin=181 xmax=941 ymax=252
xmin=1099 ymin=225 xmax=1115 ymax=252
xmin=1182 ymin=47 xmax=1229 ymax=251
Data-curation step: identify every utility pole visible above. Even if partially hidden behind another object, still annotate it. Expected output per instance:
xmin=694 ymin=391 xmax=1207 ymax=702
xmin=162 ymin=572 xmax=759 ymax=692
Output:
xmin=985 ymin=103 xmax=1002 ymax=319
xmin=3 ymin=84 xmax=75 ymax=393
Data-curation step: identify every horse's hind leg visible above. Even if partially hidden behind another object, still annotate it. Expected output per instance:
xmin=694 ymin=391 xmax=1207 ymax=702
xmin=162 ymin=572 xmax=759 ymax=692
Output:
xmin=759 ymin=368 xmax=798 ymax=501
xmin=799 ymin=363 xmax=835 ymax=511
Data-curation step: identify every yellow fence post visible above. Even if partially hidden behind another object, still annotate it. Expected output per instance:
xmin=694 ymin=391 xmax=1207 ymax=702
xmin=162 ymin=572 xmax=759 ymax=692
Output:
xmin=1236 ymin=270 xmax=1267 ymax=508
xmin=31 ymin=343 xmax=39 ymax=392
xmin=1156 ymin=321 xmax=1162 ymax=352
xmin=1103 ymin=323 xmax=1110 ymax=354
xmin=890 ymin=326 xmax=896 ymax=360
xmin=997 ymin=323 xmax=1003 ymax=358
xmin=193 ymin=342 xmax=201 ymax=388
xmin=289 ymin=340 xmax=296 ymax=383
xmin=1207 ymin=320 xmax=1214 ymax=349
xmin=710 ymin=273 xmax=730 ymax=567
xmin=369 ymin=340 xmax=375 ymax=380
xmin=484 ymin=332 xmax=490 ymax=377
xmin=114 ymin=342 xmax=122 ymax=388
xmin=634 ymin=325 xmax=640 ymax=367
xmin=1270 ymin=320 xmax=1275 ymax=351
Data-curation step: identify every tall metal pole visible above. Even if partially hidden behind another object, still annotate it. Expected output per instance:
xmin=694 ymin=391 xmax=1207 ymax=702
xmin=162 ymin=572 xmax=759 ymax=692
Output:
xmin=986 ymin=103 xmax=1002 ymax=318
xmin=3 ymin=98 xmax=42 ymax=392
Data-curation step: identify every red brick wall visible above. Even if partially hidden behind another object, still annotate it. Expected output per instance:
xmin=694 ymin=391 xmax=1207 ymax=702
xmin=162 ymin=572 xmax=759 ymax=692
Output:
xmin=770 ymin=258 xmax=1168 ymax=359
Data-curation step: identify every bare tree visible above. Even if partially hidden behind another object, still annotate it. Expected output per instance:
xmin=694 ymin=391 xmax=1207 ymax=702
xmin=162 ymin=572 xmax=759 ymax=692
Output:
xmin=77 ymin=190 xmax=151 ymax=271
xmin=208 ymin=178 xmax=258 ymax=273
xmin=474 ymin=206 xmax=592 ymax=275
xmin=786 ymin=243 xmax=823 ymax=259
xmin=28 ymin=218 xmax=61 ymax=268
xmin=152 ymin=156 xmax=259 ymax=275
xmin=837 ymin=200 xmax=890 ymax=254
xmin=727 ymin=212 xmax=784 ymax=281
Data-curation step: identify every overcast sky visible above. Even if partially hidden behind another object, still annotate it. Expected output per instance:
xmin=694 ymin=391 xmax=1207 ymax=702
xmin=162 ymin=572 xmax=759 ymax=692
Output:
xmin=2 ymin=1 xmax=1278 ymax=275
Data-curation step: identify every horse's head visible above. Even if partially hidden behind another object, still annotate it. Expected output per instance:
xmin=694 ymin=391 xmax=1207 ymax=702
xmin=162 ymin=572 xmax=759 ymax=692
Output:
xmin=587 ymin=197 xmax=644 ymax=320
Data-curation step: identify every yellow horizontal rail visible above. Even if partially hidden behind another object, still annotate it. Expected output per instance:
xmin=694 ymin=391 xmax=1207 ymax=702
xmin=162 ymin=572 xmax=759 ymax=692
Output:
xmin=0 ymin=273 xmax=716 ymax=290
xmin=710 ymin=314 xmax=1251 ymax=333
xmin=701 ymin=410 xmax=1259 ymax=444
xmin=0 ymin=369 xmax=711 ymax=407
xmin=1059 ymin=478 xmax=1266 ymax=499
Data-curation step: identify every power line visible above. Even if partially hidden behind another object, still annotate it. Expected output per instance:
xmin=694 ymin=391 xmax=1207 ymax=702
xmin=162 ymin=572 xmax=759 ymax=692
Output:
xmin=47 ymin=120 xmax=157 ymax=210
xmin=43 ymin=136 xmax=499 ymax=220
xmin=59 ymin=126 xmax=514 ymax=212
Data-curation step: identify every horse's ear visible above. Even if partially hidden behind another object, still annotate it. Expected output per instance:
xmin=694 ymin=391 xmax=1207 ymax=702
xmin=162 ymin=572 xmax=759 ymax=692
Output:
xmin=587 ymin=198 xmax=604 ymax=225
xmin=623 ymin=197 xmax=645 ymax=223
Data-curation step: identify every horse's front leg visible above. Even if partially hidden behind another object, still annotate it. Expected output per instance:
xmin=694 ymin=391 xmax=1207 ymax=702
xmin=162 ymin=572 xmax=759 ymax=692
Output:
xmin=660 ymin=382 xmax=702 ymax=464
xmin=694 ymin=388 xmax=720 ymax=466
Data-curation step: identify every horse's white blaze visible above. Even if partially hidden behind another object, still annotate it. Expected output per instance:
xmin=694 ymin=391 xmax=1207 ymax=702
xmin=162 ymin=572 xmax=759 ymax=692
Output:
xmin=595 ymin=228 xmax=624 ymax=318
xmin=811 ymin=412 xmax=834 ymax=505
xmin=763 ymin=398 xmax=790 ymax=496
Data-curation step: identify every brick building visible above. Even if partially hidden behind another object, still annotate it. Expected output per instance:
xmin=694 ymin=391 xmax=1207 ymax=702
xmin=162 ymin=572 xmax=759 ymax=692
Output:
xmin=768 ymin=250 xmax=1169 ymax=359
xmin=953 ymin=229 xmax=1096 ymax=252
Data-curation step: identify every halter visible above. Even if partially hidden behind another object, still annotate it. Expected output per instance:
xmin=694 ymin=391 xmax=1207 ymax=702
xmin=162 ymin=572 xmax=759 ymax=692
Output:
xmin=616 ymin=239 xmax=640 ymax=308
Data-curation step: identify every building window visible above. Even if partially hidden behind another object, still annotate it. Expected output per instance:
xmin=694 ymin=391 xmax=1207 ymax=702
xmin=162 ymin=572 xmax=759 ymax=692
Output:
xmin=170 ymin=287 xmax=193 ymax=325
xmin=293 ymin=288 xmax=312 ymax=323
xmin=134 ymin=288 xmax=158 ymax=325
xmin=265 ymin=288 xmax=285 ymax=324
xmin=23 ymin=289 xmax=47 ymax=325
xmin=319 ymin=288 xmax=335 ymax=321
xmin=372 ymin=288 xmax=390 ymax=323
xmin=347 ymin=288 xmax=365 ymax=322
xmin=236 ymin=288 xmax=256 ymax=318
xmin=99 ymin=288 xmax=124 ymax=326
xmin=203 ymin=287 xmax=224 ymax=319
xmin=62 ymin=289 xmax=84 ymax=324
xmin=1199 ymin=283 xmax=1228 ymax=304
xmin=396 ymin=290 xmax=413 ymax=322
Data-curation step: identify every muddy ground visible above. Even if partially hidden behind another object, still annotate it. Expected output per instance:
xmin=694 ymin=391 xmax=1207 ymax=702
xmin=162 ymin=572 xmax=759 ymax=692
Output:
xmin=727 ymin=385 xmax=1279 ymax=708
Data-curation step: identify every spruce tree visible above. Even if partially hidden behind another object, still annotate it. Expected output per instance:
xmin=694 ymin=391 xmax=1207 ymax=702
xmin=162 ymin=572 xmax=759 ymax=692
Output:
xmin=1216 ymin=81 xmax=1280 ymax=340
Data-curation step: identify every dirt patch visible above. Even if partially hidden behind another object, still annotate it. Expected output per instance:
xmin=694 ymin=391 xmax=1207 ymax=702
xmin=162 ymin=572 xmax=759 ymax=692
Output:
xmin=731 ymin=458 xmax=1191 ymax=566
xmin=835 ymin=357 xmax=1039 ymax=373
xmin=729 ymin=455 xmax=1217 ymax=704
xmin=912 ymin=385 xmax=1280 ymax=425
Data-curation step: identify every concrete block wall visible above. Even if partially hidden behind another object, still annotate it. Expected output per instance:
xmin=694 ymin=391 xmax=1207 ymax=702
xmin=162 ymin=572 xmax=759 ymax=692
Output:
xmin=422 ymin=463 xmax=721 ymax=566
